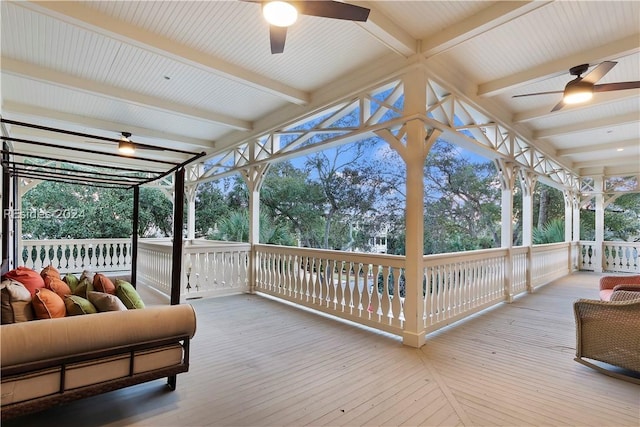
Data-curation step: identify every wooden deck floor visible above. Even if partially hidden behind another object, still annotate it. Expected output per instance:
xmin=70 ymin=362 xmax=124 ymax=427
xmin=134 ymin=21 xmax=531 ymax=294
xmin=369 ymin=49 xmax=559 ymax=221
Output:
xmin=4 ymin=272 xmax=639 ymax=426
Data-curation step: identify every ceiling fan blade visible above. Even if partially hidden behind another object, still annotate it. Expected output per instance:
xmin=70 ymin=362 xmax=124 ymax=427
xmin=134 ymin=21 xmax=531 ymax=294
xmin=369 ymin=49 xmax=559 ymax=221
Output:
xmin=512 ymin=90 xmax=563 ymax=98
xmin=581 ymin=61 xmax=617 ymax=84
xmin=550 ymin=99 xmax=565 ymax=112
xmin=294 ymin=1 xmax=370 ymax=21
xmin=594 ymin=81 xmax=640 ymax=92
xmin=270 ymin=25 xmax=287 ymax=54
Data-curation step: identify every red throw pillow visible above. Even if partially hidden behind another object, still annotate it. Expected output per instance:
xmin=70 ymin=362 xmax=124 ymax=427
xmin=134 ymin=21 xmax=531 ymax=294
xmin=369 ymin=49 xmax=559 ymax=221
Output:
xmin=2 ymin=266 xmax=45 ymax=297
xmin=32 ymin=288 xmax=66 ymax=319
xmin=44 ymin=276 xmax=72 ymax=298
xmin=93 ymin=273 xmax=116 ymax=295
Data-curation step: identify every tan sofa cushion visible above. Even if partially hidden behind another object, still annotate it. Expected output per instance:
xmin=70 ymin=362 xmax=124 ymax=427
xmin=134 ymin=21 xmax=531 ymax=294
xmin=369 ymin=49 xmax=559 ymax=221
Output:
xmin=1 ymin=304 xmax=197 ymax=367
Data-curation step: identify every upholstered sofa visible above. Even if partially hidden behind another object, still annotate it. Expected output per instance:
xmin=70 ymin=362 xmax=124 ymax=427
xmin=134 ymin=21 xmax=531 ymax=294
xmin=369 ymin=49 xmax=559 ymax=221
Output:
xmin=598 ymin=274 xmax=640 ymax=300
xmin=1 ymin=303 xmax=196 ymax=420
xmin=574 ymin=290 xmax=640 ymax=383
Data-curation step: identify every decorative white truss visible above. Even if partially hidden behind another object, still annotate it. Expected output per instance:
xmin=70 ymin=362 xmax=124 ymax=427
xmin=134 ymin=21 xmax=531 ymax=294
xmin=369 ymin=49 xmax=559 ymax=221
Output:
xmin=194 ymin=65 xmax=628 ymax=196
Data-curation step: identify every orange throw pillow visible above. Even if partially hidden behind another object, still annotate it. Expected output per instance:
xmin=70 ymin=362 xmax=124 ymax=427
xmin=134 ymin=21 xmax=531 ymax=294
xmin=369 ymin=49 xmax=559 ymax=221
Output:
xmin=44 ymin=276 xmax=72 ymax=298
xmin=41 ymin=265 xmax=61 ymax=281
xmin=2 ymin=266 xmax=45 ymax=297
xmin=93 ymin=273 xmax=116 ymax=295
xmin=32 ymin=288 xmax=66 ymax=319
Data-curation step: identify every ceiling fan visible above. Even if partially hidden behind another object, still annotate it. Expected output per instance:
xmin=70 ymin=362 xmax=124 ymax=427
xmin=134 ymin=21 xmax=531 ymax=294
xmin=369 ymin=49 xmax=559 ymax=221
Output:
xmin=513 ymin=61 xmax=640 ymax=112
xmin=247 ymin=1 xmax=370 ymax=54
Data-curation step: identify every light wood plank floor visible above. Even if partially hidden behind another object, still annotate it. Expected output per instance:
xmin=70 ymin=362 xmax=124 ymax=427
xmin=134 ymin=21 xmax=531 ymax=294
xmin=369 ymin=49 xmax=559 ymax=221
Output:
xmin=4 ymin=272 xmax=639 ymax=426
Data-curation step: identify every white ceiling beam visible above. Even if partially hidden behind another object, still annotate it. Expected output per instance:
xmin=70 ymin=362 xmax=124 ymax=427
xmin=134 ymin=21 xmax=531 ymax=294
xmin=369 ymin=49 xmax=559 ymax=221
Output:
xmin=580 ymin=165 xmax=640 ymax=178
xmin=574 ymin=157 xmax=640 ymax=170
xmin=2 ymin=101 xmax=215 ymax=150
xmin=2 ymin=58 xmax=252 ymax=131
xmin=478 ymin=33 xmax=640 ymax=97
xmin=533 ymin=113 xmax=639 ymax=139
xmin=354 ymin=2 xmax=417 ymax=57
xmin=513 ymin=90 xmax=640 ymax=123
xmin=421 ymin=1 xmax=552 ymax=58
xmin=557 ymin=139 xmax=639 ymax=156
xmin=20 ymin=0 xmax=310 ymax=106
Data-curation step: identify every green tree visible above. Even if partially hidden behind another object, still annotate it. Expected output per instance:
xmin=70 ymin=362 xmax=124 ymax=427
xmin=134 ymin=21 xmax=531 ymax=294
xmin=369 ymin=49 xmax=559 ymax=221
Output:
xmin=195 ymin=181 xmax=231 ymax=237
xmin=305 ymin=141 xmax=383 ymax=249
xmin=22 ymin=182 xmax=173 ymax=239
xmin=423 ymin=141 xmax=501 ymax=254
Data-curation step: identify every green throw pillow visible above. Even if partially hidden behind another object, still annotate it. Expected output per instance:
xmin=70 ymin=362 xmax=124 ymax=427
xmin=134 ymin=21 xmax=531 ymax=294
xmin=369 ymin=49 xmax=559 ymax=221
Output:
xmin=64 ymin=295 xmax=97 ymax=316
xmin=115 ymin=279 xmax=145 ymax=309
xmin=63 ymin=273 xmax=79 ymax=292
xmin=73 ymin=277 xmax=94 ymax=299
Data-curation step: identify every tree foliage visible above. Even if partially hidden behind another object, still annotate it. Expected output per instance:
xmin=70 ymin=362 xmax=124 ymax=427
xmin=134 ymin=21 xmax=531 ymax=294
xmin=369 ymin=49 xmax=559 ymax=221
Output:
xmin=22 ymin=182 xmax=173 ymax=239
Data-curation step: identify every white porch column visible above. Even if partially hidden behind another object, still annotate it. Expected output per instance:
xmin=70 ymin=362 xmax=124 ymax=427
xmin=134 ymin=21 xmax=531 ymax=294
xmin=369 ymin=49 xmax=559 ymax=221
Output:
xmin=184 ymin=163 xmax=203 ymax=241
xmin=376 ymin=67 xmax=441 ymax=348
xmin=185 ymin=184 xmax=197 ymax=241
xmin=496 ymin=159 xmax=517 ymax=302
xmin=519 ymin=170 xmax=537 ymax=247
xmin=573 ymin=192 xmax=581 ymax=243
xmin=593 ymin=176 xmax=605 ymax=273
xmin=241 ymin=164 xmax=269 ymax=294
xmin=563 ymin=190 xmax=573 ymax=243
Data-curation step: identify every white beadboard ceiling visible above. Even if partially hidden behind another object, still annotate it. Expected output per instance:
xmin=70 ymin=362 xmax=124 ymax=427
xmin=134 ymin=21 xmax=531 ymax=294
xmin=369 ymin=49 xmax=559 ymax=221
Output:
xmin=1 ymin=0 xmax=638 ymax=180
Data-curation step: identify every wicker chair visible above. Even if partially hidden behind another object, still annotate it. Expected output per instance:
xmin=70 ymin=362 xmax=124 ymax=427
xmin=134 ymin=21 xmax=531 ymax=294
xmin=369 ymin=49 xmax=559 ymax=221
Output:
xmin=598 ymin=274 xmax=640 ymax=300
xmin=574 ymin=290 xmax=640 ymax=384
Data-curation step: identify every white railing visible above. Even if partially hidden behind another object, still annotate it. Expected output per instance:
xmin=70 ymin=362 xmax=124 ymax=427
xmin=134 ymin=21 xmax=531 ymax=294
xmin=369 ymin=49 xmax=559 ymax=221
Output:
xmin=530 ymin=242 xmax=571 ymax=289
xmin=578 ymin=241 xmax=640 ymax=273
xmin=603 ymin=241 xmax=640 ymax=273
xmin=20 ymin=238 xmax=132 ymax=274
xmin=19 ymin=237 xmax=592 ymax=339
xmin=183 ymin=240 xmax=250 ymax=299
xmin=137 ymin=238 xmax=250 ymax=300
xmin=255 ymin=244 xmax=406 ymax=336
xmin=422 ymin=248 xmax=508 ymax=333
xmin=137 ymin=239 xmax=173 ymax=295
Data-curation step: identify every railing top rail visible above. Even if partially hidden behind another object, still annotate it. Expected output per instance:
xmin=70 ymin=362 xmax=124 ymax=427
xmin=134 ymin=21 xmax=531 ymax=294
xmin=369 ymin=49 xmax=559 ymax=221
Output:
xmin=22 ymin=238 xmax=132 ymax=245
xmin=423 ymin=247 xmax=508 ymax=263
xmin=255 ymin=243 xmax=406 ymax=265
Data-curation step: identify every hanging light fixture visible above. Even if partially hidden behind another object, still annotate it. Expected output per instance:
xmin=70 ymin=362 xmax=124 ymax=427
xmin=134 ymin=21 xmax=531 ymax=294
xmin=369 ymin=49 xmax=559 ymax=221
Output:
xmin=118 ymin=132 xmax=135 ymax=155
xmin=263 ymin=1 xmax=298 ymax=27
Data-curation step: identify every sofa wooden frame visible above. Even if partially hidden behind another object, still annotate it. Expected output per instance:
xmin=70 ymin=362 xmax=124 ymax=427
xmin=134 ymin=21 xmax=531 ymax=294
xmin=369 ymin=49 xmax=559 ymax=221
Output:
xmin=1 ymin=334 xmax=191 ymax=420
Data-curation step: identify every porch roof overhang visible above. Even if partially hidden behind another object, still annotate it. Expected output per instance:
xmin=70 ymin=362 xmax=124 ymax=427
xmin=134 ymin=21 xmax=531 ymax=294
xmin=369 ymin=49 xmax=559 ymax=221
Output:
xmin=0 ymin=1 xmax=638 ymax=191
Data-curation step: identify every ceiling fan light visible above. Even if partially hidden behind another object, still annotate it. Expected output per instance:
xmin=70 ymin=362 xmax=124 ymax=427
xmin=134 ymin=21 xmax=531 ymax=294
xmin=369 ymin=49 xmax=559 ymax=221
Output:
xmin=263 ymin=1 xmax=298 ymax=27
xmin=118 ymin=140 xmax=135 ymax=155
xmin=563 ymin=81 xmax=593 ymax=104
xmin=119 ymin=133 xmax=135 ymax=155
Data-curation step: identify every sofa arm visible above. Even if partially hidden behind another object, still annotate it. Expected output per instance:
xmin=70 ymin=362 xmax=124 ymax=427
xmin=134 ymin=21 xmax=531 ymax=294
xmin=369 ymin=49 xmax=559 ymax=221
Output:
xmin=1 ymin=304 xmax=196 ymax=367
xmin=599 ymin=275 xmax=640 ymax=291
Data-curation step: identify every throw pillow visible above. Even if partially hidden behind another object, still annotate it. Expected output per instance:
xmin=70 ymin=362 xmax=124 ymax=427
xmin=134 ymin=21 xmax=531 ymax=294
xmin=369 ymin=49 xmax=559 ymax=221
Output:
xmin=115 ymin=279 xmax=145 ymax=309
xmin=80 ymin=270 xmax=95 ymax=283
xmin=40 ymin=264 xmax=61 ymax=281
xmin=32 ymin=288 xmax=66 ymax=319
xmin=73 ymin=277 xmax=94 ymax=299
xmin=2 ymin=266 xmax=45 ymax=297
xmin=87 ymin=291 xmax=127 ymax=312
xmin=44 ymin=276 xmax=72 ymax=298
xmin=64 ymin=295 xmax=98 ymax=316
xmin=1 ymin=279 xmax=35 ymax=323
xmin=63 ymin=273 xmax=80 ymax=292
xmin=93 ymin=273 xmax=116 ymax=295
